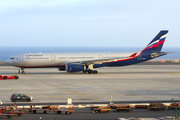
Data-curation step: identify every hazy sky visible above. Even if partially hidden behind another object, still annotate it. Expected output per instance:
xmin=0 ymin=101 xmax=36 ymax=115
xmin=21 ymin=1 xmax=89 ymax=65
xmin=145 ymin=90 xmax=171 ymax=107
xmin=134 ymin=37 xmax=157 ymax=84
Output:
xmin=0 ymin=0 xmax=180 ymax=47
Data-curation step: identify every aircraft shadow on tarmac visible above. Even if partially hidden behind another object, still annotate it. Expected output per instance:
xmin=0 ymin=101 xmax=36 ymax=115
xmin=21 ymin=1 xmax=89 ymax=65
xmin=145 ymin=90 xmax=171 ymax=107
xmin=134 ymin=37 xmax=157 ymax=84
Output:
xmin=7 ymin=71 xmax=167 ymax=75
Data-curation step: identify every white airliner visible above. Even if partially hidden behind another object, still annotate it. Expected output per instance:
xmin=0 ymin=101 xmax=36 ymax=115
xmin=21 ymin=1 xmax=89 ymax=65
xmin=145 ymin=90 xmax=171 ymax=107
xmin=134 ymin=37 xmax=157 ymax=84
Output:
xmin=5 ymin=30 xmax=170 ymax=74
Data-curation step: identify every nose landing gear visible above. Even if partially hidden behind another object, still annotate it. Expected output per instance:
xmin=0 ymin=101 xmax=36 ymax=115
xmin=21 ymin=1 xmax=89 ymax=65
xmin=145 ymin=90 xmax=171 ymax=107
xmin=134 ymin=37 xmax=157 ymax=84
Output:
xmin=20 ymin=68 xmax=25 ymax=74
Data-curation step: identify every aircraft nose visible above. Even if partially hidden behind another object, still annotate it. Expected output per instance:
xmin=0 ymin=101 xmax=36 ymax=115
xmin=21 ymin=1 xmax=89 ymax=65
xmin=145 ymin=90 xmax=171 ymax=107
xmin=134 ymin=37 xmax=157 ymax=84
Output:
xmin=5 ymin=59 xmax=11 ymax=65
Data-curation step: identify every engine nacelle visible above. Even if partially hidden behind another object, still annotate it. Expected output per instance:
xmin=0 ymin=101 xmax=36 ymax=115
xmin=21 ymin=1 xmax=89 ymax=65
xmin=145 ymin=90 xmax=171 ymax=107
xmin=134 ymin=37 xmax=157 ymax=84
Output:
xmin=66 ymin=64 xmax=85 ymax=72
xmin=58 ymin=66 xmax=66 ymax=71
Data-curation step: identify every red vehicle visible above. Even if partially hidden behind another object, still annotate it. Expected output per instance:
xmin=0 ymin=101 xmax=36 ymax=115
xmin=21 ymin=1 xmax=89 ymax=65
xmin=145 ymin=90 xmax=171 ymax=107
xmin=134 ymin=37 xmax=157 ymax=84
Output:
xmin=0 ymin=75 xmax=19 ymax=80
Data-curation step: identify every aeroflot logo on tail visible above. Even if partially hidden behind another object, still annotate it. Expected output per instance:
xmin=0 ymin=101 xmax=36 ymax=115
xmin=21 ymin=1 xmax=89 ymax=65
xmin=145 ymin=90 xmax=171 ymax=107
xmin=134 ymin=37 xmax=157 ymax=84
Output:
xmin=145 ymin=33 xmax=167 ymax=50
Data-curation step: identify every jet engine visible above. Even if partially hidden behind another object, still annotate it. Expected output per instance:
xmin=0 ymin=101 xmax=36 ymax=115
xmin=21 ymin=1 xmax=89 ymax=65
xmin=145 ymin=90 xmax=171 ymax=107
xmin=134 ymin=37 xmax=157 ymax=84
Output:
xmin=58 ymin=66 xmax=66 ymax=71
xmin=66 ymin=64 xmax=85 ymax=72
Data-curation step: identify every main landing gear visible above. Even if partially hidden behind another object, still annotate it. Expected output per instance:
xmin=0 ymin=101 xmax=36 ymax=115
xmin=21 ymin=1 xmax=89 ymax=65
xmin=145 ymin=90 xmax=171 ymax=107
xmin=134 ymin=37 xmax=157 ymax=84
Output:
xmin=20 ymin=68 xmax=25 ymax=74
xmin=83 ymin=70 xmax=98 ymax=74
xmin=83 ymin=64 xmax=98 ymax=74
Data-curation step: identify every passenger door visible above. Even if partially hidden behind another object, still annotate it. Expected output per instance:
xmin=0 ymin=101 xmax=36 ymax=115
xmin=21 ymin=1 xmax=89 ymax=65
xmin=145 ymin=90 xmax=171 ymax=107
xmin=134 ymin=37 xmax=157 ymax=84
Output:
xmin=19 ymin=56 xmax=23 ymax=62
xmin=99 ymin=54 xmax=103 ymax=59
xmin=51 ymin=55 xmax=55 ymax=61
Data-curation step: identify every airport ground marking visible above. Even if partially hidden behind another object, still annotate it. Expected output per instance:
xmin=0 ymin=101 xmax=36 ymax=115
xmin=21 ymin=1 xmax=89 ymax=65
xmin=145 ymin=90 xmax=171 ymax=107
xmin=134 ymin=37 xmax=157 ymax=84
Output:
xmin=166 ymin=72 xmax=180 ymax=74
xmin=43 ymin=96 xmax=61 ymax=98
xmin=33 ymin=79 xmax=100 ymax=101
xmin=9 ymin=74 xmax=29 ymax=75
xmin=28 ymin=94 xmax=41 ymax=96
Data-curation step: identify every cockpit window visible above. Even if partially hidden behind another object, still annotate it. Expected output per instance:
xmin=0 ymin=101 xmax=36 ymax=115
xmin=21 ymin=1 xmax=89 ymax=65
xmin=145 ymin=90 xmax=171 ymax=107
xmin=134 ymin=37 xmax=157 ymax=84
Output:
xmin=10 ymin=57 xmax=15 ymax=60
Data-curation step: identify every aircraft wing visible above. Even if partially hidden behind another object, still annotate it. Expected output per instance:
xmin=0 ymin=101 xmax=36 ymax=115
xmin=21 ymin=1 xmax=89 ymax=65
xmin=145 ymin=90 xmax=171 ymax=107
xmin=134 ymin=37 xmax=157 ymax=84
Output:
xmin=62 ymin=56 xmax=131 ymax=65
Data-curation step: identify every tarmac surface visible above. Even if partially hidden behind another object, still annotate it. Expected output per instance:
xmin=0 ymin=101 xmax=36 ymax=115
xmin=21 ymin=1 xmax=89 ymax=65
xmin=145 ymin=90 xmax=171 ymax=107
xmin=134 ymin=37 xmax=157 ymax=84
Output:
xmin=0 ymin=64 xmax=180 ymax=103
xmin=1 ymin=64 xmax=180 ymax=119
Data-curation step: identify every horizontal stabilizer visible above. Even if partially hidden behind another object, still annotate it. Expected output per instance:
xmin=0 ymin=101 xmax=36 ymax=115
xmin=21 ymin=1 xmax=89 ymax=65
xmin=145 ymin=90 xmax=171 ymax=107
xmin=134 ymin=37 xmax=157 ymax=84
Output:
xmin=151 ymin=52 xmax=173 ymax=58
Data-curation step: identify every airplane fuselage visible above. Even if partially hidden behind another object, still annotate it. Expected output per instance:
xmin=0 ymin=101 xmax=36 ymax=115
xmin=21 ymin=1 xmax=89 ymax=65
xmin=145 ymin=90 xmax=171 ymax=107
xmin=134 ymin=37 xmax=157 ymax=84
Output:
xmin=5 ymin=30 xmax=169 ymax=74
xmin=6 ymin=52 xmax=137 ymax=68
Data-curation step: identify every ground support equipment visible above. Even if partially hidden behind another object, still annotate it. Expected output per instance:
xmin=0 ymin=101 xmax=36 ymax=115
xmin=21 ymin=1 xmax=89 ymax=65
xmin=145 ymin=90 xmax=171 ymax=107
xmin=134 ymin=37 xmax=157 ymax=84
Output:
xmin=93 ymin=107 xmax=111 ymax=113
xmin=115 ymin=104 xmax=132 ymax=112
xmin=29 ymin=105 xmax=50 ymax=114
xmin=148 ymin=103 xmax=166 ymax=111
xmin=4 ymin=107 xmax=25 ymax=116
xmin=54 ymin=106 xmax=74 ymax=115
xmin=116 ymin=107 xmax=132 ymax=112
xmin=0 ymin=109 xmax=14 ymax=118
xmin=134 ymin=105 xmax=148 ymax=109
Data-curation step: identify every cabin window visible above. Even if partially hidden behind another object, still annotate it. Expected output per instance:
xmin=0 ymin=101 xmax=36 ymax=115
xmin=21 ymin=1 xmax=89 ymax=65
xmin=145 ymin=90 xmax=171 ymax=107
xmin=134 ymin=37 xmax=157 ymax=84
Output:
xmin=68 ymin=57 xmax=94 ymax=59
xmin=59 ymin=57 xmax=67 ymax=59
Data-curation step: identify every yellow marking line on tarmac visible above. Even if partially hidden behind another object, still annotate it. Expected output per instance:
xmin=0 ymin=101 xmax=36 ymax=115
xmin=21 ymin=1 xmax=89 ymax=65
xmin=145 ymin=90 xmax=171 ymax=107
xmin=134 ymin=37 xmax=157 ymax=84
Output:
xmin=9 ymin=74 xmax=29 ymax=75
xmin=33 ymin=79 xmax=99 ymax=101
xmin=29 ymin=94 xmax=41 ymax=96
xmin=166 ymin=72 xmax=180 ymax=74
xmin=44 ymin=96 xmax=61 ymax=98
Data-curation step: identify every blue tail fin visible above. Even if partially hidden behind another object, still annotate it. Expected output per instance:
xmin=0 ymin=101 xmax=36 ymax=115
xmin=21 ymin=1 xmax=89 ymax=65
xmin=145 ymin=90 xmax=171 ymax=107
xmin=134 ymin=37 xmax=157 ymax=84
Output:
xmin=142 ymin=30 xmax=168 ymax=53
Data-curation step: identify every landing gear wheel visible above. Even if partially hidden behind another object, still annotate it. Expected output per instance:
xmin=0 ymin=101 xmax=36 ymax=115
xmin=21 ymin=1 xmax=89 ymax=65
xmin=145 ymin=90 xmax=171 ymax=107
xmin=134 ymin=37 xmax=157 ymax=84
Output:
xmin=21 ymin=68 xmax=25 ymax=74
xmin=93 ymin=70 xmax=98 ymax=74
xmin=88 ymin=70 xmax=93 ymax=74
xmin=83 ymin=70 xmax=87 ymax=73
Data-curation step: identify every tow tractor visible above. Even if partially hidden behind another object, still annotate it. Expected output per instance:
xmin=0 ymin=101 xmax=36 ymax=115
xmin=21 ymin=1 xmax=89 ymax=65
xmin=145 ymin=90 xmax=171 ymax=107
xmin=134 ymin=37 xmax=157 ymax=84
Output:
xmin=0 ymin=75 xmax=19 ymax=80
